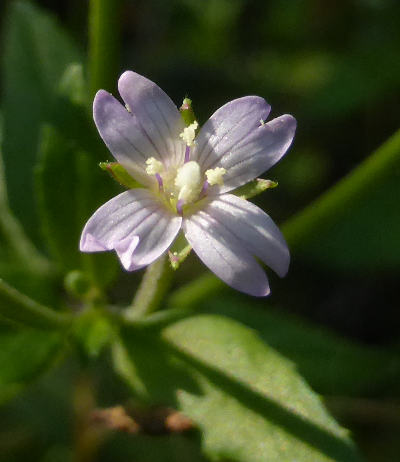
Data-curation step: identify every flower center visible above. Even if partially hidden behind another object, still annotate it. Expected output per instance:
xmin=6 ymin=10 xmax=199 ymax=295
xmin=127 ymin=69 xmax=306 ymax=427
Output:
xmin=145 ymin=124 xmax=226 ymax=214
xmin=145 ymin=157 xmax=227 ymax=213
xmin=174 ymin=161 xmax=202 ymax=203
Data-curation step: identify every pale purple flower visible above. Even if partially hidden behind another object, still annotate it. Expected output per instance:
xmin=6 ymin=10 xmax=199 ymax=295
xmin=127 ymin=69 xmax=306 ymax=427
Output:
xmin=80 ymin=71 xmax=296 ymax=296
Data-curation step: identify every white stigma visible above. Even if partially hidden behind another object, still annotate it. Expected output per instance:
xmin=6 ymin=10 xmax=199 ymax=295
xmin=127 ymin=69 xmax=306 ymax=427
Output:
xmin=205 ymin=167 xmax=226 ymax=186
xmin=145 ymin=157 xmax=163 ymax=175
xmin=179 ymin=121 xmax=198 ymax=147
xmin=174 ymin=161 xmax=202 ymax=203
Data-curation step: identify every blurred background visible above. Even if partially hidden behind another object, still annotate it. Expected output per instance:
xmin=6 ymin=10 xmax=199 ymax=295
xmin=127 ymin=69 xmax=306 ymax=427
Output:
xmin=0 ymin=0 xmax=399 ymax=461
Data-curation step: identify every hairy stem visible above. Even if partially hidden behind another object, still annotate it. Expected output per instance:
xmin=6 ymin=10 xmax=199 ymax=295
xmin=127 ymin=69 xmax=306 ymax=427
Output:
xmin=169 ymin=128 xmax=400 ymax=308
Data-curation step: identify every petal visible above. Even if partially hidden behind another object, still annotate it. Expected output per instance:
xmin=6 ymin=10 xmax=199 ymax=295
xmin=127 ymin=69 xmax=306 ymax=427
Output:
xmin=210 ymin=114 xmax=296 ymax=194
xmin=204 ymin=194 xmax=290 ymax=277
xmin=193 ymin=96 xmax=271 ymax=169
xmin=118 ymin=71 xmax=186 ymax=167
xmin=114 ymin=235 xmax=140 ymax=271
xmin=80 ymin=189 xmax=182 ymax=270
xmin=94 ymin=90 xmax=159 ymax=187
xmin=183 ymin=208 xmax=270 ymax=297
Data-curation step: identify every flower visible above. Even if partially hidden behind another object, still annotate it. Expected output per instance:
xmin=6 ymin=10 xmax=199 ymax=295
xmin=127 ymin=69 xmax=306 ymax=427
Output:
xmin=80 ymin=71 xmax=296 ymax=296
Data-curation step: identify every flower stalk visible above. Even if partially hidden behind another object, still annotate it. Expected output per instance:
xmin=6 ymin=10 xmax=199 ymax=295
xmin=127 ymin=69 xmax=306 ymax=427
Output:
xmin=126 ymin=254 xmax=174 ymax=320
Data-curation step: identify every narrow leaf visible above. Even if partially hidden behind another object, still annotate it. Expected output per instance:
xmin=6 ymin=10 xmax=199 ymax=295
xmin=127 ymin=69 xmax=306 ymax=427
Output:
xmin=2 ymin=0 xmax=81 ymax=240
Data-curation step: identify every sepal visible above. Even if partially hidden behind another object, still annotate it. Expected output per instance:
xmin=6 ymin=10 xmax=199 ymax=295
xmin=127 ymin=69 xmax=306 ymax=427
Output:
xmin=179 ymin=98 xmax=196 ymax=127
xmin=233 ymin=178 xmax=278 ymax=200
xmin=99 ymin=162 xmax=141 ymax=189
xmin=168 ymin=232 xmax=192 ymax=270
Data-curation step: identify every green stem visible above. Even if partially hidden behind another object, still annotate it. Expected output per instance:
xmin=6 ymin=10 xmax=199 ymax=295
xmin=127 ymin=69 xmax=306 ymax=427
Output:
xmin=169 ymin=128 xmax=400 ymax=308
xmin=0 ymin=148 xmax=51 ymax=275
xmin=122 ymin=306 xmax=193 ymax=330
xmin=282 ymin=127 xmax=400 ymax=249
xmin=0 ymin=278 xmax=72 ymax=330
xmin=126 ymin=255 xmax=174 ymax=320
xmin=88 ymin=0 xmax=122 ymax=98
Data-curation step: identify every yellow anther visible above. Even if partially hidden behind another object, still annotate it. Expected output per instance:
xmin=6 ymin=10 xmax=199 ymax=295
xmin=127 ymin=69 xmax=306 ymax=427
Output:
xmin=205 ymin=167 xmax=226 ymax=186
xmin=179 ymin=121 xmax=198 ymax=147
xmin=145 ymin=157 xmax=163 ymax=175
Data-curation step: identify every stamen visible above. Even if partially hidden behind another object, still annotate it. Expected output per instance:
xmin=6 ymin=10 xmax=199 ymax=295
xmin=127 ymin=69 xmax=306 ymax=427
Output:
xmin=205 ymin=167 xmax=226 ymax=186
xmin=200 ymin=180 xmax=209 ymax=197
xmin=176 ymin=199 xmax=184 ymax=215
xmin=179 ymin=121 xmax=198 ymax=147
xmin=145 ymin=157 xmax=163 ymax=175
xmin=155 ymin=173 xmax=163 ymax=191
xmin=184 ymin=145 xmax=190 ymax=163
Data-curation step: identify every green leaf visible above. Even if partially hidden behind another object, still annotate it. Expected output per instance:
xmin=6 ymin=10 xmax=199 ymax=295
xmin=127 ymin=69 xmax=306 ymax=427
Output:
xmin=198 ymin=298 xmax=400 ymax=397
xmin=1 ymin=0 xmax=81 ymax=242
xmin=35 ymin=123 xmax=119 ymax=287
xmin=114 ymin=315 xmax=362 ymax=462
xmin=34 ymin=63 xmax=120 ymax=286
xmin=35 ymin=125 xmax=82 ymax=270
xmin=0 ymin=328 xmax=64 ymax=404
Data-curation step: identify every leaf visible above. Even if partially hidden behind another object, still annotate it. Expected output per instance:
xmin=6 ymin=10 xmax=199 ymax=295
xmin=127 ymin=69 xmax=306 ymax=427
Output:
xmin=114 ymin=314 xmax=363 ymax=462
xmin=197 ymin=297 xmax=400 ymax=397
xmin=35 ymin=123 xmax=119 ymax=286
xmin=35 ymin=125 xmax=82 ymax=270
xmin=34 ymin=63 xmax=120 ymax=286
xmin=1 ymin=0 xmax=81 ymax=242
xmin=0 ymin=327 xmax=64 ymax=404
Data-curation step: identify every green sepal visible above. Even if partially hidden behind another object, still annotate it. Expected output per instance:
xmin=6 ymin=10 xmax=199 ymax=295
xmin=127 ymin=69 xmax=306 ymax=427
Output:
xmin=99 ymin=162 xmax=141 ymax=189
xmin=233 ymin=178 xmax=278 ymax=200
xmin=179 ymin=97 xmax=196 ymax=127
xmin=168 ymin=232 xmax=192 ymax=270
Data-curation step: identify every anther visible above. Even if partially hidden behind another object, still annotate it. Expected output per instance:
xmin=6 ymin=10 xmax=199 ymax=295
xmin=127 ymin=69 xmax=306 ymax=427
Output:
xmin=179 ymin=121 xmax=198 ymax=147
xmin=145 ymin=157 xmax=163 ymax=175
xmin=205 ymin=167 xmax=226 ymax=186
